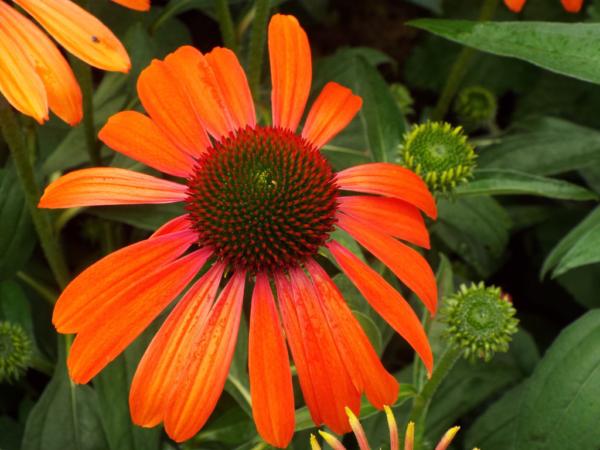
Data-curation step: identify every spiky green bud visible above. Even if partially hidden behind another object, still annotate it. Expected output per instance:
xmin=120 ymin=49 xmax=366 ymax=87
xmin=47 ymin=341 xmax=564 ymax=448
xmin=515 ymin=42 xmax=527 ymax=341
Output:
xmin=0 ymin=321 xmax=32 ymax=383
xmin=453 ymin=86 xmax=497 ymax=129
xmin=442 ymin=282 xmax=518 ymax=362
xmin=400 ymin=122 xmax=477 ymax=193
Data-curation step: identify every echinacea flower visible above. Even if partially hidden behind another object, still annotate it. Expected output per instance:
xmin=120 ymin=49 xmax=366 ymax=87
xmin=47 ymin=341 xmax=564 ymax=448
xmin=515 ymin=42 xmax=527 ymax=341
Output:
xmin=0 ymin=0 xmax=148 ymax=125
xmin=310 ymin=406 xmax=469 ymax=450
xmin=39 ymin=14 xmax=437 ymax=448
xmin=504 ymin=0 xmax=583 ymax=13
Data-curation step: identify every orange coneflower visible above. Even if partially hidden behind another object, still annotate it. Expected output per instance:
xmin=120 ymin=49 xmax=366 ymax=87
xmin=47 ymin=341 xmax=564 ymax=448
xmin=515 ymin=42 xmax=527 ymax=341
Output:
xmin=504 ymin=0 xmax=583 ymax=13
xmin=0 ymin=0 xmax=148 ymax=125
xmin=39 ymin=14 xmax=437 ymax=448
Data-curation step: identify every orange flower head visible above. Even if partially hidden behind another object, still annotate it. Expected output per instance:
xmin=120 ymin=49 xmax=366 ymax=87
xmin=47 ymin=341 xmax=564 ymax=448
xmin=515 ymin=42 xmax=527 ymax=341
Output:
xmin=0 ymin=0 xmax=148 ymax=125
xmin=39 ymin=14 xmax=438 ymax=448
xmin=504 ymin=0 xmax=583 ymax=13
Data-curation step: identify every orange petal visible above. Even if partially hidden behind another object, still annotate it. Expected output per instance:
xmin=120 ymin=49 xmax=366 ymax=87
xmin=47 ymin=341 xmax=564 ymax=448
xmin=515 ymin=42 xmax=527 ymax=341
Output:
xmin=205 ymin=48 xmax=256 ymax=131
xmin=337 ymin=213 xmax=438 ymax=315
xmin=338 ymin=196 xmax=430 ymax=248
xmin=137 ymin=59 xmax=210 ymax=158
xmin=99 ymin=111 xmax=196 ymax=177
xmin=327 ymin=240 xmax=433 ymax=374
xmin=276 ymin=270 xmax=360 ymax=434
xmin=130 ymin=262 xmax=224 ymax=427
xmin=164 ymin=271 xmax=246 ymax=442
xmin=302 ymin=82 xmax=362 ymax=149
xmin=503 ymin=0 xmax=526 ymax=11
xmin=38 ymin=167 xmax=188 ymax=209
xmin=0 ymin=3 xmax=81 ymax=125
xmin=68 ymin=248 xmax=211 ymax=383
xmin=561 ymin=0 xmax=583 ymax=12
xmin=0 ymin=21 xmax=47 ymax=123
xmin=306 ymin=260 xmax=399 ymax=409
xmin=110 ymin=0 xmax=150 ymax=11
xmin=336 ymin=163 xmax=437 ymax=219
xmin=151 ymin=214 xmax=191 ymax=238
xmin=268 ymin=14 xmax=311 ymax=131
xmin=53 ymin=230 xmax=196 ymax=334
xmin=14 ymin=0 xmax=130 ymax=72
xmin=249 ymin=273 xmax=295 ymax=448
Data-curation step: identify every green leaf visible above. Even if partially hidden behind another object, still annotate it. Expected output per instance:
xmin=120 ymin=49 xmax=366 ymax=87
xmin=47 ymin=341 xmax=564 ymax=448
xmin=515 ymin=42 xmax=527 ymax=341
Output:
xmin=541 ymin=205 xmax=600 ymax=278
xmin=91 ymin=204 xmax=182 ymax=231
xmin=94 ymin=331 xmax=160 ymax=450
xmin=478 ymin=117 xmax=600 ymax=176
xmin=22 ymin=340 xmax=108 ymax=450
xmin=433 ymin=196 xmax=511 ymax=277
xmin=409 ymin=19 xmax=600 ymax=85
xmin=514 ymin=310 xmax=600 ymax=450
xmin=0 ymin=168 xmax=35 ymax=279
xmin=0 ymin=416 xmax=22 ymax=450
xmin=352 ymin=310 xmax=383 ymax=355
xmin=455 ymin=169 xmax=597 ymax=200
xmin=225 ymin=314 xmax=252 ymax=416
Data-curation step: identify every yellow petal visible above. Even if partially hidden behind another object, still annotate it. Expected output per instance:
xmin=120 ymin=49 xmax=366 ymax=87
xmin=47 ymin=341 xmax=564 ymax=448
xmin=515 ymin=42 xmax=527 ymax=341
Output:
xmin=0 ymin=21 xmax=47 ymax=123
xmin=14 ymin=0 xmax=130 ymax=73
xmin=0 ymin=3 xmax=81 ymax=125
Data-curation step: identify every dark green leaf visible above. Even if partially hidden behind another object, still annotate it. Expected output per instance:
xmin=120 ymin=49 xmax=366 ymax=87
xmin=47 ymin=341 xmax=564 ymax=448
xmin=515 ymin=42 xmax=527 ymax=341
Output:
xmin=478 ymin=117 xmax=600 ymax=176
xmin=91 ymin=204 xmax=182 ymax=231
xmin=514 ymin=310 xmax=600 ymax=450
xmin=455 ymin=169 xmax=597 ymax=200
xmin=225 ymin=314 xmax=252 ymax=416
xmin=409 ymin=19 xmax=600 ymax=84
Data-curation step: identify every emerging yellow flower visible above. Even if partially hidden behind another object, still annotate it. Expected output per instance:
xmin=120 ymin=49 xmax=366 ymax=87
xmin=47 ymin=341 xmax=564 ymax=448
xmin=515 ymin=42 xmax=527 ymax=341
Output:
xmin=0 ymin=0 xmax=147 ymax=125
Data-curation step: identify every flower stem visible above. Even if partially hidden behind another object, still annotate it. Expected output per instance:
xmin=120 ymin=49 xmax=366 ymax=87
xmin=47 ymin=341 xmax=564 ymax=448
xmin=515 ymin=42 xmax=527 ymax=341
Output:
xmin=216 ymin=0 xmax=238 ymax=53
xmin=0 ymin=98 xmax=70 ymax=290
xmin=70 ymin=57 xmax=101 ymax=166
xmin=247 ymin=0 xmax=271 ymax=102
xmin=17 ymin=271 xmax=59 ymax=305
xmin=408 ymin=346 xmax=461 ymax=450
xmin=431 ymin=0 xmax=499 ymax=121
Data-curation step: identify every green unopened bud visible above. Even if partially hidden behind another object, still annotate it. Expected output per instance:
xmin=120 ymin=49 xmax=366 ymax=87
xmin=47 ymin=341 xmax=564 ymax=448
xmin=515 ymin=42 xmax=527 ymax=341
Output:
xmin=0 ymin=321 xmax=32 ymax=383
xmin=442 ymin=282 xmax=518 ymax=362
xmin=400 ymin=122 xmax=477 ymax=193
xmin=453 ymin=86 xmax=497 ymax=129
xmin=390 ymin=83 xmax=414 ymax=115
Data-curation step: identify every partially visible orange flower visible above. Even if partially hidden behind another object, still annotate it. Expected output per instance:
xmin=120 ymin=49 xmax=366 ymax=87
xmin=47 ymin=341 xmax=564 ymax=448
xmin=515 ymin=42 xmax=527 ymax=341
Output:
xmin=0 ymin=0 xmax=145 ymax=125
xmin=504 ymin=0 xmax=583 ymax=13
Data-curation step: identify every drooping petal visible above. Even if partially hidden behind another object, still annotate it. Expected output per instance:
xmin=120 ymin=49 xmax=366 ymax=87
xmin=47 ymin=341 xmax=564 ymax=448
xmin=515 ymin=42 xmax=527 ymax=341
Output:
xmin=384 ymin=406 xmax=399 ymax=450
xmin=53 ymin=230 xmax=196 ymax=334
xmin=327 ymin=240 xmax=433 ymax=373
xmin=405 ymin=422 xmax=415 ymax=450
xmin=110 ymin=0 xmax=150 ymax=11
xmin=434 ymin=426 xmax=460 ymax=450
xmin=99 ymin=111 xmax=196 ymax=177
xmin=164 ymin=271 xmax=246 ymax=442
xmin=151 ymin=214 xmax=191 ymax=238
xmin=137 ymin=59 xmax=210 ymax=158
xmin=38 ymin=167 xmax=188 ymax=209
xmin=68 ymin=249 xmax=211 ymax=384
xmin=338 ymin=196 xmax=429 ymax=248
xmin=302 ymin=82 xmax=362 ymax=149
xmin=336 ymin=163 xmax=437 ymax=219
xmin=319 ymin=431 xmax=346 ymax=450
xmin=130 ymin=262 xmax=224 ymax=427
xmin=306 ymin=260 xmax=399 ymax=409
xmin=14 ymin=0 xmax=130 ymax=72
xmin=561 ymin=0 xmax=583 ymax=12
xmin=0 ymin=3 xmax=81 ymax=125
xmin=337 ymin=213 xmax=438 ymax=315
xmin=345 ymin=407 xmax=370 ymax=450
xmin=276 ymin=270 xmax=360 ymax=434
xmin=249 ymin=273 xmax=295 ymax=448
xmin=205 ymin=48 xmax=256 ymax=131
xmin=0 ymin=22 xmax=47 ymax=123
xmin=268 ymin=14 xmax=311 ymax=131
xmin=503 ymin=0 xmax=527 ymax=12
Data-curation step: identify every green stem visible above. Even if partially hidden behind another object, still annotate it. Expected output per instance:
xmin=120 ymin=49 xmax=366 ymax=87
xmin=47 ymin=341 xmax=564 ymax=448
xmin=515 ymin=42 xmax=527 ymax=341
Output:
xmin=215 ymin=0 xmax=238 ymax=52
xmin=17 ymin=271 xmax=59 ymax=305
xmin=70 ymin=58 xmax=101 ymax=166
xmin=408 ymin=347 xmax=461 ymax=450
xmin=431 ymin=0 xmax=499 ymax=121
xmin=0 ymin=98 xmax=70 ymax=290
xmin=247 ymin=0 xmax=271 ymax=102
